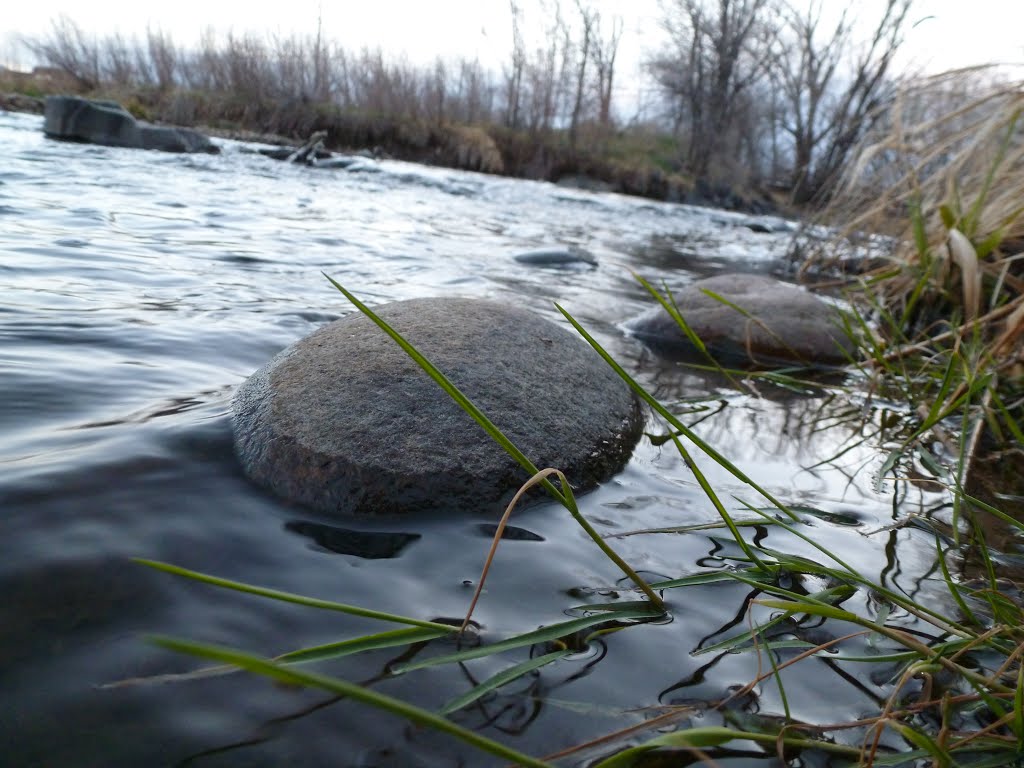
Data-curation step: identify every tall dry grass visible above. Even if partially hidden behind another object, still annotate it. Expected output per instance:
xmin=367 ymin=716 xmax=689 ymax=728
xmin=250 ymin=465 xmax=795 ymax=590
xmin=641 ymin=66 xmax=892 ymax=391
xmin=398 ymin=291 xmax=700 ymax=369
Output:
xmin=814 ymin=68 xmax=1024 ymax=336
xmin=802 ymin=68 xmax=1024 ymax=473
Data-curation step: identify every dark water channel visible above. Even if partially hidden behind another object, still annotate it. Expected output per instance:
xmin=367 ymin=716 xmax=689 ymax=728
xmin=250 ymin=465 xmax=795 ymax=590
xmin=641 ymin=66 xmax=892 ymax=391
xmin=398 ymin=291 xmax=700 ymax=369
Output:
xmin=1 ymin=110 xmax=955 ymax=766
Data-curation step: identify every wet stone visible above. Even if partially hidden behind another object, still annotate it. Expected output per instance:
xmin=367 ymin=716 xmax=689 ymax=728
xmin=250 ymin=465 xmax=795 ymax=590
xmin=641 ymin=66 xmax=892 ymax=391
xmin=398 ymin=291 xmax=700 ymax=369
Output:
xmin=43 ymin=95 xmax=219 ymax=154
xmin=625 ymin=273 xmax=853 ymax=366
xmin=233 ymin=297 xmax=643 ymax=516
xmin=513 ymin=246 xmax=597 ymax=267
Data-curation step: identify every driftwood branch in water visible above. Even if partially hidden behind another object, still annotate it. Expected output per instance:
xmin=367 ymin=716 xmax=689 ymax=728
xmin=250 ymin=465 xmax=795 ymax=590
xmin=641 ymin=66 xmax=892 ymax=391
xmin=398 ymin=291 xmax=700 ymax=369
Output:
xmin=286 ymin=130 xmax=328 ymax=165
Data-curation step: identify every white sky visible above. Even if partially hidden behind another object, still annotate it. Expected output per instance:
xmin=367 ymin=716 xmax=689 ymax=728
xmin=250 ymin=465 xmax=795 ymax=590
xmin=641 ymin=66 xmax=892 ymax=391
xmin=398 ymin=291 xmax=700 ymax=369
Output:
xmin=2 ymin=1 xmax=1022 ymax=82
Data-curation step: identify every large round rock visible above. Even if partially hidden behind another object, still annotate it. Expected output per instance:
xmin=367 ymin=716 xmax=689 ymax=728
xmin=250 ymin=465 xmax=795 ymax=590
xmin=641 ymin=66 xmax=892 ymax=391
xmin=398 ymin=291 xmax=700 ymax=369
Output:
xmin=233 ymin=298 xmax=643 ymax=516
xmin=625 ymin=273 xmax=853 ymax=366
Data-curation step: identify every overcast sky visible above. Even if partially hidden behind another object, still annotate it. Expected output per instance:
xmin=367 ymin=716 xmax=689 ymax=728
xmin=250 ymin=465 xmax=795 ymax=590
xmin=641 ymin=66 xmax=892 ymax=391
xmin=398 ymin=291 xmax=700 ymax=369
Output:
xmin=3 ymin=0 xmax=1022 ymax=81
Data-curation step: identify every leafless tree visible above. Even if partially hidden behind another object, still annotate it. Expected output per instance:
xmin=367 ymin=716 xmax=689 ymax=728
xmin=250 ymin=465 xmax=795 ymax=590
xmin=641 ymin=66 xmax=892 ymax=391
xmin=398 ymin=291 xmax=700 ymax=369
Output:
xmin=145 ymin=27 xmax=177 ymax=92
xmin=505 ymin=0 xmax=527 ymax=128
xmin=774 ymin=0 xmax=913 ymax=203
xmin=593 ymin=13 xmax=624 ymax=126
xmin=568 ymin=0 xmax=597 ymax=148
xmin=806 ymin=0 xmax=912 ymax=202
xmin=648 ymin=0 xmax=777 ymax=179
xmin=423 ymin=58 xmax=448 ymax=122
xmin=23 ymin=15 xmax=102 ymax=90
xmin=311 ymin=8 xmax=328 ymax=102
xmin=101 ymin=32 xmax=137 ymax=86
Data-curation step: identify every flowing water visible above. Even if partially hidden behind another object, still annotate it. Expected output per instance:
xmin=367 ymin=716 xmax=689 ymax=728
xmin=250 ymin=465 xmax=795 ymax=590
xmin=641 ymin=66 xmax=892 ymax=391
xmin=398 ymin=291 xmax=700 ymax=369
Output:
xmin=1 ymin=109 xmax=954 ymax=767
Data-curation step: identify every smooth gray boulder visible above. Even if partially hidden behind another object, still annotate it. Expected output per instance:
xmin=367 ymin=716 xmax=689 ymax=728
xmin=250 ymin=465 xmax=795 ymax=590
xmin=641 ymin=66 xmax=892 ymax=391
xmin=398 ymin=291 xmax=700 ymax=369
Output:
xmin=625 ymin=273 xmax=853 ymax=366
xmin=233 ymin=298 xmax=643 ymax=516
xmin=44 ymin=95 xmax=219 ymax=154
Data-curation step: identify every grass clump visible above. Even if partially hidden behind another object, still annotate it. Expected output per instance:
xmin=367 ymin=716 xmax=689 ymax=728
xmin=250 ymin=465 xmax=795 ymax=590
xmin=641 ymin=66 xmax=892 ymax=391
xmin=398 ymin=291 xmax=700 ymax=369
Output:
xmin=800 ymin=70 xmax=1024 ymax=485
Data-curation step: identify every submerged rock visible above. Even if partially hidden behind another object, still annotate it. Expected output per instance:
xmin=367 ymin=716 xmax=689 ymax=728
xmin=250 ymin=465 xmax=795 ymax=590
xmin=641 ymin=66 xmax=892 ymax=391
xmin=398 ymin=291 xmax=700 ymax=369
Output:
xmin=233 ymin=297 xmax=642 ymax=516
xmin=43 ymin=95 xmax=219 ymax=154
xmin=625 ymin=273 xmax=853 ymax=366
xmin=513 ymin=246 xmax=597 ymax=267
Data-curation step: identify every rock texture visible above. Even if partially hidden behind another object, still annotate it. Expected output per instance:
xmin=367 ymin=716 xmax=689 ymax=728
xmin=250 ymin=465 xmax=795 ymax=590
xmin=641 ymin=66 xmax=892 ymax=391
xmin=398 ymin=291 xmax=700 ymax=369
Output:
xmin=625 ymin=273 xmax=853 ymax=366
xmin=43 ymin=96 xmax=219 ymax=154
xmin=233 ymin=298 xmax=643 ymax=516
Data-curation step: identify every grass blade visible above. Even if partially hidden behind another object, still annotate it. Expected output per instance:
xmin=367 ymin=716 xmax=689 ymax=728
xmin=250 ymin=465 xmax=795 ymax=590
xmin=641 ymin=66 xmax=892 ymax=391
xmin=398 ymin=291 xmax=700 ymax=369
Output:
xmin=151 ymin=636 xmax=555 ymax=768
xmin=323 ymin=274 xmax=557 ymax=502
xmin=393 ymin=607 xmax=662 ymax=674
xmin=135 ymin=559 xmax=456 ymax=632
xmin=439 ymin=650 xmax=571 ymax=715
xmin=555 ymin=303 xmax=800 ymax=523
xmin=277 ymin=627 xmax=452 ymax=665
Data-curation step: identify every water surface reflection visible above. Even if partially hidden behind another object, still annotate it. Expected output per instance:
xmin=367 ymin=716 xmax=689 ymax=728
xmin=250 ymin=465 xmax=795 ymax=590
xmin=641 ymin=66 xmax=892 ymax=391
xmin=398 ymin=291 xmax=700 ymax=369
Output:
xmin=0 ymin=109 xmax=957 ymax=766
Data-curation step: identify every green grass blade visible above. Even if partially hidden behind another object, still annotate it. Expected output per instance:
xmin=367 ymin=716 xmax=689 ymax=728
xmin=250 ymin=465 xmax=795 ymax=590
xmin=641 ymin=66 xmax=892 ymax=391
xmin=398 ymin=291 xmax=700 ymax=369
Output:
xmin=277 ymin=627 xmax=453 ymax=665
xmin=651 ymin=568 xmax=776 ymax=590
xmin=911 ymin=198 xmax=930 ymax=257
xmin=1014 ymin=663 xmax=1024 ymax=745
xmin=989 ymin=388 xmax=1024 ymax=444
xmin=553 ymin=476 xmax=667 ymax=610
xmin=874 ymin=448 xmax=902 ymax=493
xmin=324 ymin=274 xmax=557 ymax=501
xmin=590 ymin=725 xmax=868 ymax=767
xmin=963 ymin=108 xmax=1020 ymax=236
xmin=605 ymin=518 xmax=779 ymax=539
xmin=438 ymin=650 xmax=571 ymax=715
xmin=392 ymin=607 xmax=662 ymax=674
xmin=922 ymin=352 xmax=959 ymax=429
xmin=556 ymin=303 xmax=800 ymax=522
xmin=135 ymin=559 xmax=456 ymax=632
xmin=692 ymin=612 xmax=793 ymax=656
xmin=634 ymin=274 xmax=743 ymax=387
xmin=959 ymin=491 xmax=1024 ymax=534
xmin=326 ymin=279 xmax=663 ymax=610
xmin=669 ymin=432 xmax=768 ymax=570
xmin=892 ymin=722 xmax=952 ymax=768
xmin=736 ymin=499 xmax=861 ymax=576
xmin=764 ymin=626 xmax=792 ymax=721
xmin=697 ymin=286 xmax=807 ymax=362
xmin=151 ymin=636 xmax=554 ymax=768
xmin=935 ymin=539 xmax=979 ymax=627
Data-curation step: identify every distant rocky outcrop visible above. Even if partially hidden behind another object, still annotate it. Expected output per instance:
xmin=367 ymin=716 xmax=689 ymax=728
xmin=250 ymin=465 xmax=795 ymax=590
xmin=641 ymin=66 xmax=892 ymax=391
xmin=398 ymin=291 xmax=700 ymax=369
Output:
xmin=625 ymin=273 xmax=854 ymax=366
xmin=43 ymin=96 xmax=219 ymax=154
xmin=233 ymin=297 xmax=643 ymax=516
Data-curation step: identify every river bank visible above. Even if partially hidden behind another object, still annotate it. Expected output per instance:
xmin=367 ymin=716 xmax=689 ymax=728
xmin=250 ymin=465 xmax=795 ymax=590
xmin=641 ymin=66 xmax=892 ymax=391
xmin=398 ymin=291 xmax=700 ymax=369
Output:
xmin=0 ymin=77 xmax=781 ymax=214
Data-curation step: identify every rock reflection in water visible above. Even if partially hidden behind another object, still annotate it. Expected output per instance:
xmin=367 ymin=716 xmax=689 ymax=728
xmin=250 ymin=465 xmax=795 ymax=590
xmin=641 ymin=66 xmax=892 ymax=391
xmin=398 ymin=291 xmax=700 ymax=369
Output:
xmin=474 ymin=523 xmax=545 ymax=542
xmin=284 ymin=521 xmax=421 ymax=559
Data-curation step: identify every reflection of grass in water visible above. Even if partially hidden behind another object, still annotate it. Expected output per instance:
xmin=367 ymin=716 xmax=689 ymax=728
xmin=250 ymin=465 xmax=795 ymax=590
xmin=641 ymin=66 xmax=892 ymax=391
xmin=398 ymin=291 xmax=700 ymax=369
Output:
xmin=139 ymin=267 xmax=1024 ymax=766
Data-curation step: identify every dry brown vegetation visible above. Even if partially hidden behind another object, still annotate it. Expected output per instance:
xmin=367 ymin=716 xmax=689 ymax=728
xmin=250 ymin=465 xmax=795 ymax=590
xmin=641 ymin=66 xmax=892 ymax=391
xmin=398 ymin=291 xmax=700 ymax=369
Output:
xmin=815 ymin=70 xmax=1024 ymax=351
xmin=6 ymin=1 xmax=923 ymax=211
xmin=794 ymin=68 xmax=1024 ymax=477
xmin=12 ymin=13 xmax=648 ymax=192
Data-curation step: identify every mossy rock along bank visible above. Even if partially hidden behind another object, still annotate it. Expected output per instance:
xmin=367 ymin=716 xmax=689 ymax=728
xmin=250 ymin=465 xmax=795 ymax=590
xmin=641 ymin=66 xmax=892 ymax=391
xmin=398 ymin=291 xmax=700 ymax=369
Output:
xmin=233 ymin=298 xmax=644 ymax=516
xmin=625 ymin=273 xmax=854 ymax=366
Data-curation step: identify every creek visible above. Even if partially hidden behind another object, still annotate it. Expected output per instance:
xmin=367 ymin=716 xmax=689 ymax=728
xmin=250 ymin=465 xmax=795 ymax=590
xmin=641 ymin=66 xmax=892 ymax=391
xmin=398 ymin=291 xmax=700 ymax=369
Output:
xmin=1 ymin=109 xmax=953 ymax=766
